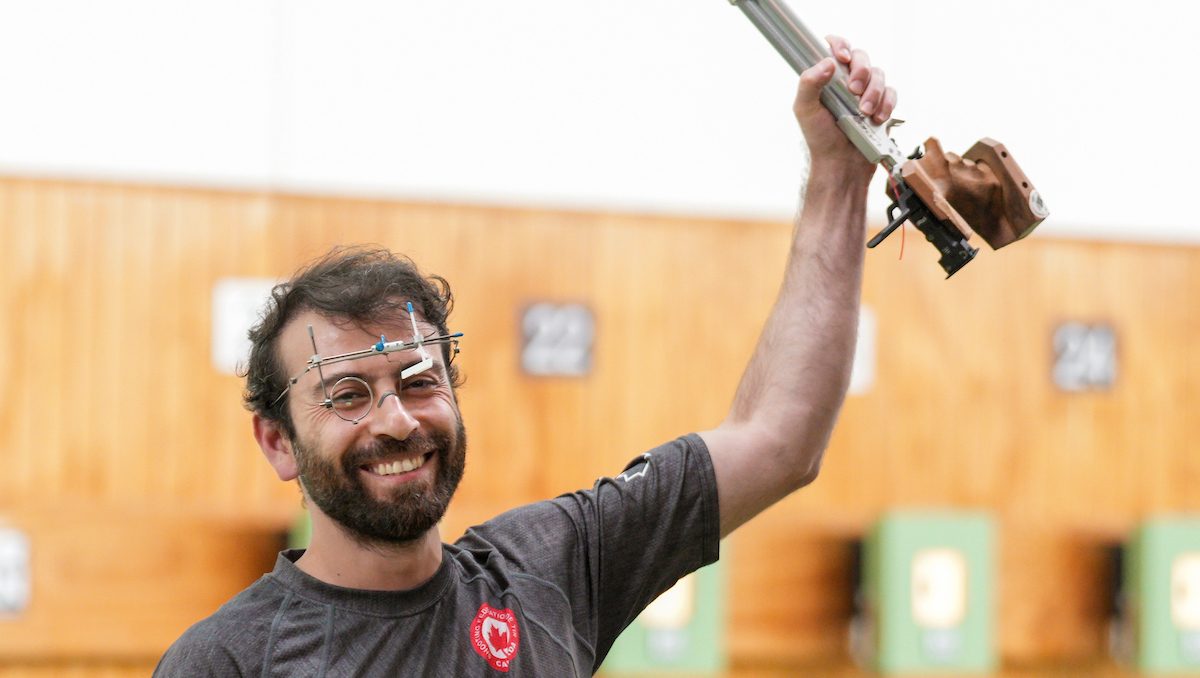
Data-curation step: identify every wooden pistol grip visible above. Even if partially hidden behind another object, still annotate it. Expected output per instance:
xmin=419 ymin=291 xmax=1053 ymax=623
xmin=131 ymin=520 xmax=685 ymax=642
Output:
xmin=899 ymin=156 xmax=977 ymax=242
xmin=962 ymin=138 xmax=1048 ymax=248
xmin=899 ymin=137 xmax=1048 ymax=251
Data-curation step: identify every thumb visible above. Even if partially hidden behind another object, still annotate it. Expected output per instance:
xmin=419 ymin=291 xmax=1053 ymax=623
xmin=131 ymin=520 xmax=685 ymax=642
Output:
xmin=793 ymin=57 xmax=836 ymax=119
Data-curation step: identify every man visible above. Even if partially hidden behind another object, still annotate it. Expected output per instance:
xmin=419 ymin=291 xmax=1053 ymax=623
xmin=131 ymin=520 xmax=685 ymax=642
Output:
xmin=156 ymin=36 xmax=895 ymax=676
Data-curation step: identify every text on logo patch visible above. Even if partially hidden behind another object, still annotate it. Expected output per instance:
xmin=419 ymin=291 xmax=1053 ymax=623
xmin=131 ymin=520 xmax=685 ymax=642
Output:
xmin=470 ymin=602 xmax=521 ymax=672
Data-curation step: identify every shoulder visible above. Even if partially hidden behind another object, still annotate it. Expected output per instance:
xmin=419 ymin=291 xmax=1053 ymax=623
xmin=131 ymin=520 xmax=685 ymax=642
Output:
xmin=153 ymin=576 xmax=283 ymax=677
xmin=454 ymin=435 xmax=714 ymax=567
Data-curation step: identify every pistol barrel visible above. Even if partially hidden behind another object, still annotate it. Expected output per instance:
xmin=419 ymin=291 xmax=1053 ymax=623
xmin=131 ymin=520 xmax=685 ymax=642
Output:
xmin=730 ymin=0 xmax=905 ymax=168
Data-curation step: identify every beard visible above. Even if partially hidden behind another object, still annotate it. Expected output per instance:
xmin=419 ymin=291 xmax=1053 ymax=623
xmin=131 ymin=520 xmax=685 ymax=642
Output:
xmin=292 ymin=418 xmax=466 ymax=547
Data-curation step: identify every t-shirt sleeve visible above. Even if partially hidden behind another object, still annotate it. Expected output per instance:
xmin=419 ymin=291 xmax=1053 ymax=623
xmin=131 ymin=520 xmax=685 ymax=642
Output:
xmin=459 ymin=433 xmax=720 ymax=668
xmin=153 ymin=624 xmax=246 ymax=677
xmin=152 ymin=587 xmax=279 ymax=678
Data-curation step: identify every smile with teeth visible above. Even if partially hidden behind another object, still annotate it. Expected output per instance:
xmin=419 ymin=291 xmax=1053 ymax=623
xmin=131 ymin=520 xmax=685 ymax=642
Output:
xmin=368 ymin=453 xmax=431 ymax=476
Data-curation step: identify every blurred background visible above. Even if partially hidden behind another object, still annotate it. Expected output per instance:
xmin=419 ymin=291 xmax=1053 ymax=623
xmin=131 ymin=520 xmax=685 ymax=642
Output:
xmin=0 ymin=1 xmax=1197 ymax=676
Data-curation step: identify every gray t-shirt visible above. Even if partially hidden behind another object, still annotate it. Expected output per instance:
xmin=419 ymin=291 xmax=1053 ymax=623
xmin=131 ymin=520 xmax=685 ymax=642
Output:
xmin=154 ymin=434 xmax=720 ymax=677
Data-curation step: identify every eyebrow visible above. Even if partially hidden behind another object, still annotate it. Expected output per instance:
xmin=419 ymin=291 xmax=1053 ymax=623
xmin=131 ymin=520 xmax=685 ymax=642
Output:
xmin=308 ymin=357 xmax=444 ymax=396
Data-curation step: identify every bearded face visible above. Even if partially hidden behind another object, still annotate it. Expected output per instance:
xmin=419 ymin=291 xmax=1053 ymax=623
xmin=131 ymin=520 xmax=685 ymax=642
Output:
xmin=292 ymin=417 xmax=467 ymax=546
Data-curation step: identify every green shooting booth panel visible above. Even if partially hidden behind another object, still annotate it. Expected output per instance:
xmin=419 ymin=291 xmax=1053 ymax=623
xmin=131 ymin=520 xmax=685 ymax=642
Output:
xmin=1125 ymin=515 xmax=1200 ymax=675
xmin=861 ymin=510 xmax=996 ymax=675
xmin=290 ymin=511 xmax=312 ymax=550
xmin=602 ymin=562 xmax=725 ymax=676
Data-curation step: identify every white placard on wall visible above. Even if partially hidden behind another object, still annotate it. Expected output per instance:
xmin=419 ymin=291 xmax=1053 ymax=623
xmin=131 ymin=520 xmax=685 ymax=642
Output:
xmin=0 ymin=526 xmax=30 ymax=616
xmin=848 ymin=306 xmax=876 ymax=396
xmin=212 ymin=278 xmax=278 ymax=375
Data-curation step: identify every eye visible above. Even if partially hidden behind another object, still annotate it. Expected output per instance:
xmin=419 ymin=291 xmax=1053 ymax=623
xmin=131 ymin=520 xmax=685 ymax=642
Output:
xmin=404 ymin=375 xmax=440 ymax=391
xmin=327 ymin=377 xmax=372 ymax=412
xmin=330 ymin=389 xmax=370 ymax=409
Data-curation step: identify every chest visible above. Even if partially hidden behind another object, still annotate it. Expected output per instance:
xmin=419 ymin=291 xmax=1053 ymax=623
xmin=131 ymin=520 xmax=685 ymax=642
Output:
xmin=260 ymin=578 xmax=594 ymax=677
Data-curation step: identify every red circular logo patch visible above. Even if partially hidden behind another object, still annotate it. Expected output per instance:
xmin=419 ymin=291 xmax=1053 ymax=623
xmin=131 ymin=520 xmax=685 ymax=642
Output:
xmin=470 ymin=602 xmax=520 ymax=672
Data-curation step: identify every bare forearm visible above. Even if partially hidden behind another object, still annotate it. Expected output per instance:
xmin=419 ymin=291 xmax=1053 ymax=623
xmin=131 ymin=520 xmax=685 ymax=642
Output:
xmin=703 ymin=165 xmax=870 ymax=537
xmin=726 ymin=165 xmax=870 ymax=483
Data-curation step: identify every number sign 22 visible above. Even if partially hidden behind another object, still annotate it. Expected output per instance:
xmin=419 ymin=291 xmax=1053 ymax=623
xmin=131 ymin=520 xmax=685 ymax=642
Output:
xmin=521 ymin=303 xmax=595 ymax=377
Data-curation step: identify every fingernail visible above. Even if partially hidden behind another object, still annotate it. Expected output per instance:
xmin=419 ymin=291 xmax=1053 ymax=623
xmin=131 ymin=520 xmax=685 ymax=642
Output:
xmin=850 ymin=80 xmax=864 ymax=95
xmin=839 ymin=48 xmax=851 ymax=60
xmin=860 ymin=100 xmax=875 ymax=115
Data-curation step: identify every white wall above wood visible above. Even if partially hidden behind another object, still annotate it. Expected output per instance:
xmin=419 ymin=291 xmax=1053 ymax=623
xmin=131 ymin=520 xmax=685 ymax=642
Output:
xmin=0 ymin=1 xmax=1194 ymax=243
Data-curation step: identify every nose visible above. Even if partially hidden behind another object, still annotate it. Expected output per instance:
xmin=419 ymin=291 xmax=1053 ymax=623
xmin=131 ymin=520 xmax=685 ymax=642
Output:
xmin=368 ymin=391 xmax=418 ymax=440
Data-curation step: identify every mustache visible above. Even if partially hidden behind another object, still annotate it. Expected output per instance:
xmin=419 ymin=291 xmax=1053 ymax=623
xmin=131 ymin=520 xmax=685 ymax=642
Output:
xmin=341 ymin=432 xmax=440 ymax=470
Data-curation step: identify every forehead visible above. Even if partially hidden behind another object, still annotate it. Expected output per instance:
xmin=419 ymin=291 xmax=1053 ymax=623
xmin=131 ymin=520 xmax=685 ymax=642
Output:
xmin=276 ymin=307 xmax=436 ymax=372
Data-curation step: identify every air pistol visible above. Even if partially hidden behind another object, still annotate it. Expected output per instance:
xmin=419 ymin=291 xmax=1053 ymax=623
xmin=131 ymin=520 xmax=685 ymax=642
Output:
xmin=730 ymin=0 xmax=1048 ymax=277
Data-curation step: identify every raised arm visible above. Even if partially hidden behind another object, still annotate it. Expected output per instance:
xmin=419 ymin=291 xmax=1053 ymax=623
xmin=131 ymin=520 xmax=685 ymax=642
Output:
xmin=700 ymin=37 xmax=894 ymax=538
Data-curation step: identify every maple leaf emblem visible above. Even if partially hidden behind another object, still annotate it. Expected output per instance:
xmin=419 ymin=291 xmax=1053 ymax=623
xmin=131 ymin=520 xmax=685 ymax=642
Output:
xmin=487 ymin=624 xmax=509 ymax=651
xmin=471 ymin=603 xmax=519 ymax=671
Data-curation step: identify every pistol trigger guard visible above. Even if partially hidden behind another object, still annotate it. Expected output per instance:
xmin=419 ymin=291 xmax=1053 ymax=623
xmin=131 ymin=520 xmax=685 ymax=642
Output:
xmin=869 ymin=199 xmax=911 ymax=249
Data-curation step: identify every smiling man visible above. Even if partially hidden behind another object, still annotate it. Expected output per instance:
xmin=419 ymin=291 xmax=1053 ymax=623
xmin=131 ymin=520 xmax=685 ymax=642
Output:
xmin=261 ymin=299 xmax=468 ymax=590
xmin=155 ymin=36 xmax=895 ymax=676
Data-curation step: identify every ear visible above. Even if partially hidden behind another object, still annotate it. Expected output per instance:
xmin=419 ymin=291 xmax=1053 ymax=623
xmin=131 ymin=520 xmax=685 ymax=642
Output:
xmin=253 ymin=414 xmax=299 ymax=481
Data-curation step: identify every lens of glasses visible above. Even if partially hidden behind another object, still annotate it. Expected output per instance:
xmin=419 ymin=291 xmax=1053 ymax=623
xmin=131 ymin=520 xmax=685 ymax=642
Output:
xmin=327 ymin=376 xmax=374 ymax=423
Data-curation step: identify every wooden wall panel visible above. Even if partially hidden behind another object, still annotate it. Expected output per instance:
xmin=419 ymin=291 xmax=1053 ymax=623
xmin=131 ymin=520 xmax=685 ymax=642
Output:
xmin=0 ymin=507 xmax=282 ymax=662
xmin=0 ymin=175 xmax=1197 ymax=673
xmin=0 ymin=180 xmax=290 ymax=520
xmin=0 ymin=663 xmax=157 ymax=678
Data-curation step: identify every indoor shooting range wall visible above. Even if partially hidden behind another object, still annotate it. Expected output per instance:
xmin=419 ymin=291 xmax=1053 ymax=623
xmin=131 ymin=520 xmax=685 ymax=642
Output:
xmin=0 ymin=175 xmax=1196 ymax=677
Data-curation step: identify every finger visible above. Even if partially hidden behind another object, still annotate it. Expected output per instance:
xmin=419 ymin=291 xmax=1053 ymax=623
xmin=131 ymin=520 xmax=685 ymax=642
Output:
xmin=847 ymin=48 xmax=871 ymax=95
xmin=794 ymin=57 xmax=836 ymax=117
xmin=873 ymin=87 xmax=897 ymax=125
xmin=858 ymin=66 xmax=886 ymax=117
xmin=825 ymin=35 xmax=852 ymax=64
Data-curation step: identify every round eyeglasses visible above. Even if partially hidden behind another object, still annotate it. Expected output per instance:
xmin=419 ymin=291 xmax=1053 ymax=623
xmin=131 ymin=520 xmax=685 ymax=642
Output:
xmin=324 ymin=376 xmax=375 ymax=423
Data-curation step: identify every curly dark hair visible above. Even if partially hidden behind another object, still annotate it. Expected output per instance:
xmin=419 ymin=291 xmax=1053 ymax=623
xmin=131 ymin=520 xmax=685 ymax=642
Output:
xmin=241 ymin=246 xmax=461 ymax=438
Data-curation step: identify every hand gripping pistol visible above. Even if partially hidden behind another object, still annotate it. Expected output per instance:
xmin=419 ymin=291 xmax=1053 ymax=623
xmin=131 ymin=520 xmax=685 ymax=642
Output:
xmin=730 ymin=0 xmax=1049 ymax=277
